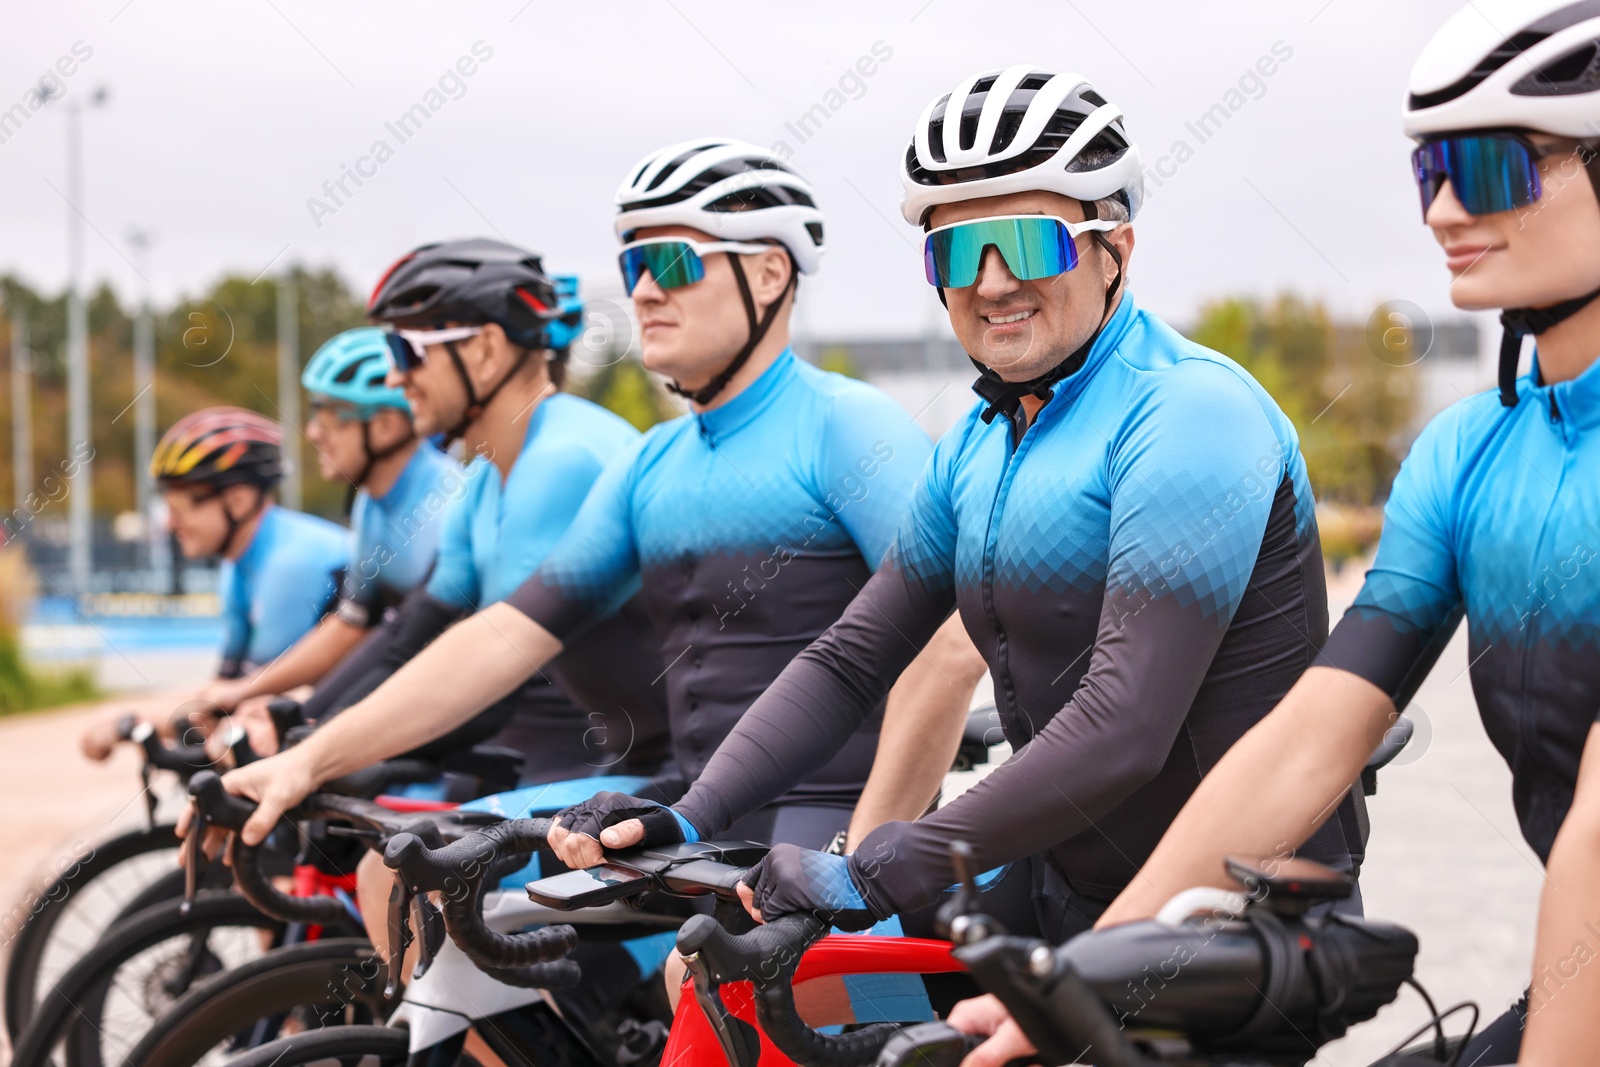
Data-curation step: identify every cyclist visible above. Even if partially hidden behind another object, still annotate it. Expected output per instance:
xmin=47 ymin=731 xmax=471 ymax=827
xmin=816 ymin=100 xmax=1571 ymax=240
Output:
xmin=196 ymin=328 xmax=457 ymax=738
xmin=545 ymin=70 xmax=1367 ymax=948
xmin=340 ymin=237 xmax=671 ymax=777
xmin=1079 ymin=3 xmax=1600 ymax=1064
xmin=199 ymin=138 xmax=982 ymax=922
xmin=79 ymin=406 xmax=347 ymax=760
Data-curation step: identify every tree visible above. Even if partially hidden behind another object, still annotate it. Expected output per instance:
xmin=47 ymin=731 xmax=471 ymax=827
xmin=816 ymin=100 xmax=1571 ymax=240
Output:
xmin=1187 ymin=294 xmax=1417 ymax=506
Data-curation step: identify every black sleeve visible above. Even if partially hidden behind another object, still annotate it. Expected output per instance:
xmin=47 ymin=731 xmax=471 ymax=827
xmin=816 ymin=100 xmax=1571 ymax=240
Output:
xmin=673 ymin=558 xmax=953 ymax=837
xmin=301 ymin=592 xmax=467 ymax=722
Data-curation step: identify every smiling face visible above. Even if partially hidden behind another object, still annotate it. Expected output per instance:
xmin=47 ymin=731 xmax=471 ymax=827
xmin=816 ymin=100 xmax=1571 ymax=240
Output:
xmin=1426 ymin=137 xmax=1600 ymax=311
xmin=625 ymin=225 xmax=793 ymax=391
xmin=927 ymin=190 xmax=1134 ymax=383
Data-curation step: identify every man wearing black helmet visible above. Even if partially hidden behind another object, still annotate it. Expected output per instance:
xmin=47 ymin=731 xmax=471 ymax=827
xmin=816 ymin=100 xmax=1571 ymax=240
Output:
xmin=197 ymin=143 xmax=981 ymax=869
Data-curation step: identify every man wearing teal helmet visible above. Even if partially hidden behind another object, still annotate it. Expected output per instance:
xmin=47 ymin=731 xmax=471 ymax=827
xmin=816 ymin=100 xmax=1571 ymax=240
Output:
xmin=199 ymin=327 xmax=457 ymax=737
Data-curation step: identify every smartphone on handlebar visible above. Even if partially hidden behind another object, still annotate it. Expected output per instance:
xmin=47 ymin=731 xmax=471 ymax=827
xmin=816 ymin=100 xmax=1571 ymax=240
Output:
xmin=526 ymin=841 xmax=769 ymax=910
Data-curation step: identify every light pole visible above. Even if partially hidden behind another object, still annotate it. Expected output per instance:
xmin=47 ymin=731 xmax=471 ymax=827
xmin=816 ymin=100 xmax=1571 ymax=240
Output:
xmin=43 ymin=81 xmax=109 ymax=594
xmin=8 ymin=301 xmax=30 ymax=517
xmin=276 ymin=272 xmax=301 ymax=510
xmin=128 ymin=229 xmax=157 ymax=563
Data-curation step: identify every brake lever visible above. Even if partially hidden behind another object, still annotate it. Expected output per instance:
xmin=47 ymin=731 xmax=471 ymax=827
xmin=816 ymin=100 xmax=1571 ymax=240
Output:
xmin=181 ymin=802 xmax=208 ymax=913
xmin=384 ymin=876 xmax=414 ymax=999
xmin=411 ymin=892 xmax=444 ymax=979
xmin=680 ymin=946 xmax=762 ymax=1067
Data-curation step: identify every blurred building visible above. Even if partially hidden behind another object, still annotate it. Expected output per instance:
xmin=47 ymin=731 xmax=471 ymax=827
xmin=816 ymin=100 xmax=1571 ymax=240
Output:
xmin=798 ymin=314 xmax=1491 ymax=443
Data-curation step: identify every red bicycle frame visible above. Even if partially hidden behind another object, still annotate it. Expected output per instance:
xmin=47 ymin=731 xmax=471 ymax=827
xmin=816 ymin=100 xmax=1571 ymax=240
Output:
xmin=287 ymin=793 xmax=459 ymax=938
xmin=661 ymin=936 xmax=967 ymax=1067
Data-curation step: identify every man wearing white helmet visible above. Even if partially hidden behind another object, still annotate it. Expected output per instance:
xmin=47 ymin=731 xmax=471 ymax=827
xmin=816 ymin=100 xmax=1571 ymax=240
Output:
xmin=546 ymin=69 xmax=1364 ymax=952
xmin=204 ymin=137 xmax=983 ymax=870
xmin=1076 ymin=3 xmax=1600 ymax=1063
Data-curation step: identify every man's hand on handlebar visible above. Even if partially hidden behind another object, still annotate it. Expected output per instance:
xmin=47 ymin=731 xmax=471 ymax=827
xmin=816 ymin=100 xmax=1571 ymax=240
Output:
xmin=230 ymin=695 xmax=283 ymax=756
xmin=175 ymin=748 xmax=319 ymax=853
xmin=547 ymin=791 xmax=699 ymax=868
xmin=197 ymin=675 xmax=253 ymax=715
xmin=78 ymin=711 xmax=136 ymax=762
xmin=946 ymin=995 xmax=1038 ymax=1067
xmin=737 ymin=843 xmax=880 ymax=930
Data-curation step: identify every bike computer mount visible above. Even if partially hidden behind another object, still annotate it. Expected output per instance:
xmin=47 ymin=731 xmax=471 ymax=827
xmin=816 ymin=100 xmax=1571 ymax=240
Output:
xmin=524 ymin=840 xmax=770 ymax=911
xmin=1223 ymin=855 xmax=1352 ymax=916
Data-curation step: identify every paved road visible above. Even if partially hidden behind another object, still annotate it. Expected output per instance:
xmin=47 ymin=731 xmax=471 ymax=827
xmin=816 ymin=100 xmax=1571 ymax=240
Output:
xmin=0 ymin=573 xmax=1543 ymax=1063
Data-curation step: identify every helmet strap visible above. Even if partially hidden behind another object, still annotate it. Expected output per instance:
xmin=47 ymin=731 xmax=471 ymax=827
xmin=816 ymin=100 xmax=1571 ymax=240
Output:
xmin=440 ymin=337 xmax=532 ymax=444
xmin=213 ymin=485 xmax=269 ymax=560
xmin=667 ymin=254 xmax=793 ymax=407
xmin=346 ymin=418 xmax=417 ymax=514
xmin=1497 ymin=282 xmax=1600 ymax=406
xmin=1494 ymin=142 xmax=1600 ymax=407
xmin=968 ymin=203 xmax=1124 ymax=425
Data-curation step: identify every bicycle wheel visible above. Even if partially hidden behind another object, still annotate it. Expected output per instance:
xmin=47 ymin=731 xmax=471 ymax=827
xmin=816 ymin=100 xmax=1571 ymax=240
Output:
xmin=3 ymin=824 xmax=182 ymax=1040
xmin=8 ymin=892 xmax=284 ymax=1067
xmin=221 ymin=1024 xmax=414 ymax=1067
xmin=126 ymin=938 xmax=390 ymax=1067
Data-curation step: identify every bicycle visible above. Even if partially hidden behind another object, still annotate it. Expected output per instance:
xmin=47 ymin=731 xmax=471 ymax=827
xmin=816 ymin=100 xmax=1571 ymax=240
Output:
xmin=6 ymin=747 xmax=519 ymax=1067
xmin=877 ymin=845 xmax=1477 ymax=1067
xmin=2 ymin=707 xmax=273 ymax=1043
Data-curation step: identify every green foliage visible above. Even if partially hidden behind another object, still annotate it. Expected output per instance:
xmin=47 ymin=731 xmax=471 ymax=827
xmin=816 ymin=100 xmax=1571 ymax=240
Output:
xmin=0 ymin=547 xmax=97 ymax=715
xmin=1187 ymin=294 xmax=1417 ymax=506
xmin=816 ymin=345 xmax=861 ymax=380
xmin=1 ymin=267 xmax=366 ymax=519
xmin=572 ymin=358 xmax=679 ymax=431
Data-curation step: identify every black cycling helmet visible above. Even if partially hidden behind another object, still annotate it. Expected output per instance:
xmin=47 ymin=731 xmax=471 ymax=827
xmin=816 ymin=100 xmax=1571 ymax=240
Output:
xmin=367 ymin=238 xmax=580 ymax=349
xmin=367 ymin=238 xmax=584 ymax=441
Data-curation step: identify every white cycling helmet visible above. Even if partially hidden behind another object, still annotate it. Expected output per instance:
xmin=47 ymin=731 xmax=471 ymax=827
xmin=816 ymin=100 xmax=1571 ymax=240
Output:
xmin=614 ymin=138 xmax=825 ymax=275
xmin=1406 ymin=0 xmax=1600 ymax=407
xmin=899 ymin=66 xmax=1144 ymax=226
xmin=1405 ymin=0 xmax=1600 ymax=139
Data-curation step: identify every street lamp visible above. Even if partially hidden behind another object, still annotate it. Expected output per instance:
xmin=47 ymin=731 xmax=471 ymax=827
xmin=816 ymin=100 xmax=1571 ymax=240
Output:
xmin=127 ymin=229 xmax=157 ymax=555
xmin=42 ymin=79 xmax=109 ymax=595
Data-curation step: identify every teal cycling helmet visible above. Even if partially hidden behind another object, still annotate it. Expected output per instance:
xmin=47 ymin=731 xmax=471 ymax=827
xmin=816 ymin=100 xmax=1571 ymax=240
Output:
xmin=303 ymin=327 xmax=417 ymax=511
xmin=303 ymin=327 xmax=410 ymax=416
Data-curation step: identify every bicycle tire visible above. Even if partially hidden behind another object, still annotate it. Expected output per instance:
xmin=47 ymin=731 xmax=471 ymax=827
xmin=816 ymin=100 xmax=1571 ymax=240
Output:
xmin=3 ymin=823 xmax=181 ymax=1041
xmin=125 ymin=938 xmax=389 ymax=1067
xmin=8 ymin=892 xmax=282 ymax=1067
xmin=220 ymin=1024 xmax=414 ymax=1067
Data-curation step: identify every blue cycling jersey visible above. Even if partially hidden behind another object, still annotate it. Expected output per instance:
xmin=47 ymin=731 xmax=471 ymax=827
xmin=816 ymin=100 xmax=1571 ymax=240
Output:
xmin=675 ymin=295 xmax=1360 ymax=914
xmin=507 ymin=348 xmax=933 ymax=805
xmin=218 ymin=505 xmax=348 ymax=674
xmin=425 ymin=393 xmax=640 ymax=611
xmin=1324 ymin=354 xmax=1600 ymax=863
xmin=337 ymin=443 xmax=459 ymax=626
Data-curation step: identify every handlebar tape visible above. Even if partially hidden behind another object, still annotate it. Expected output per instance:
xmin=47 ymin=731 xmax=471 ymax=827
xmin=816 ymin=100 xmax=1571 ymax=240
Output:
xmin=677 ymin=912 xmax=899 ymax=1067
xmin=385 ymin=820 xmax=578 ymax=970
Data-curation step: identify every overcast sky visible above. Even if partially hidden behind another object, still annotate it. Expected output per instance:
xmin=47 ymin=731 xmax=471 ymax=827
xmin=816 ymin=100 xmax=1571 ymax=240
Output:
xmin=1 ymin=0 xmax=1477 ymax=340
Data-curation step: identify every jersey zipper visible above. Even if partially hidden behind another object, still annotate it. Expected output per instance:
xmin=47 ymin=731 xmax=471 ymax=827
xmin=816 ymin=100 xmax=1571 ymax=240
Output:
xmin=983 ymin=407 xmax=1044 ymax=736
xmin=1515 ymin=415 xmax=1574 ymax=772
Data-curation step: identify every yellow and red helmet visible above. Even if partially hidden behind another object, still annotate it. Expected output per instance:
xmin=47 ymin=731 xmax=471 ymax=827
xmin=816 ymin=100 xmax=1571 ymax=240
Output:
xmin=150 ymin=406 xmax=283 ymax=490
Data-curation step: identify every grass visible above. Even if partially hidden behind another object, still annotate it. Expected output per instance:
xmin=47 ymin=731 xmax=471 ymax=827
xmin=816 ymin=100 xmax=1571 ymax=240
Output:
xmin=0 ymin=547 xmax=101 ymax=717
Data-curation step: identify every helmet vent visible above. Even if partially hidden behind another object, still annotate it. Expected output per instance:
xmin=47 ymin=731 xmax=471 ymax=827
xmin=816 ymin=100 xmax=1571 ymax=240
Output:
xmin=957 ymin=77 xmax=997 ymax=152
xmin=332 ymin=361 xmax=362 ymax=384
xmin=1514 ymin=39 xmax=1600 ymax=94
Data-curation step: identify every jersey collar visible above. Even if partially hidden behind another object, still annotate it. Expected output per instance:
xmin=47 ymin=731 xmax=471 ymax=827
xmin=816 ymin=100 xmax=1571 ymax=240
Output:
xmin=1034 ymin=290 xmax=1139 ymax=420
xmin=232 ymin=503 xmax=278 ymax=575
xmin=1530 ymin=350 xmax=1600 ymax=435
xmin=368 ymin=441 xmax=429 ymax=506
xmin=694 ymin=347 xmax=798 ymax=444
